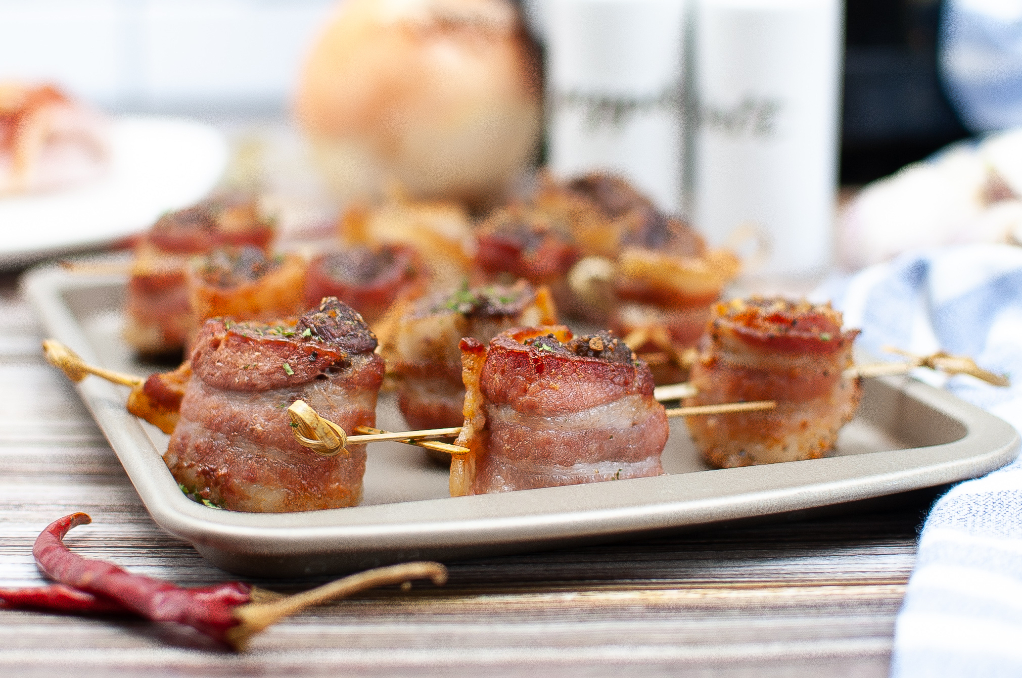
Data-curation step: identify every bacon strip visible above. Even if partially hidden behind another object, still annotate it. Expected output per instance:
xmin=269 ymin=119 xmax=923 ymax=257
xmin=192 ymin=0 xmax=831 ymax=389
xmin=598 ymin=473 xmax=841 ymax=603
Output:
xmin=304 ymin=243 xmax=427 ymax=325
xmin=123 ymin=195 xmax=275 ymax=355
xmin=452 ymin=326 xmax=669 ymax=496
xmin=382 ymin=280 xmax=558 ymax=431
xmin=126 ymin=361 xmax=192 ymax=434
xmin=683 ymin=297 xmax=862 ymax=468
xmin=611 ymin=215 xmax=740 ymax=384
xmin=534 ymin=171 xmax=657 ymax=260
xmin=163 ymin=298 xmax=384 ymax=512
xmin=185 ymin=246 xmax=307 ymax=345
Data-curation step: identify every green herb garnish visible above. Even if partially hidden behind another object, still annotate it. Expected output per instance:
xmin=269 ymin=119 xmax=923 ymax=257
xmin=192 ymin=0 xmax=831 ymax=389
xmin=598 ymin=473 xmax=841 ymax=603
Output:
xmin=282 ymin=362 xmax=294 ymax=375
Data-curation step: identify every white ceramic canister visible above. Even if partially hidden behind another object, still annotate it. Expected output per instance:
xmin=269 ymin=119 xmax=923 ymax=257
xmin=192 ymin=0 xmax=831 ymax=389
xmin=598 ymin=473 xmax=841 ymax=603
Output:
xmin=692 ymin=0 xmax=843 ymax=277
xmin=545 ymin=0 xmax=688 ymax=214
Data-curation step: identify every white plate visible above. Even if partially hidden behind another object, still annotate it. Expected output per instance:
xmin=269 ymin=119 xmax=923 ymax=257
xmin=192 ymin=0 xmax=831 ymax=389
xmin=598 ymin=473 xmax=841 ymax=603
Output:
xmin=0 ymin=116 xmax=228 ymax=269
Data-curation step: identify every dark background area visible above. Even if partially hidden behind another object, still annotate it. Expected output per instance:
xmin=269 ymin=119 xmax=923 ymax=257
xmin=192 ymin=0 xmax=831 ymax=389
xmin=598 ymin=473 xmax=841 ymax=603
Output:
xmin=841 ymin=0 xmax=969 ymax=184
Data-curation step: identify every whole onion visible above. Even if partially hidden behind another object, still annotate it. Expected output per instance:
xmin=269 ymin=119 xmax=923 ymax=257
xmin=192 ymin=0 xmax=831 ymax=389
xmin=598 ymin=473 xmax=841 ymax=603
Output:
xmin=294 ymin=0 xmax=542 ymax=206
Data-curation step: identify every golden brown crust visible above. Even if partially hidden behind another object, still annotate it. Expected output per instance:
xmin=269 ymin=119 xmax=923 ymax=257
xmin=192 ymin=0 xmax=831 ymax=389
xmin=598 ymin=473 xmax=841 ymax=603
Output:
xmin=186 ymin=249 xmax=308 ymax=344
xmin=684 ymin=296 xmax=863 ymax=468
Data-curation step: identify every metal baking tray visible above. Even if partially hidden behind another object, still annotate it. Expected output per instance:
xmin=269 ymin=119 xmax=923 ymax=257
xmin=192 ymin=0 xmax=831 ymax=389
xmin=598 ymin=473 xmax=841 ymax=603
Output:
xmin=23 ymin=260 xmax=1020 ymax=577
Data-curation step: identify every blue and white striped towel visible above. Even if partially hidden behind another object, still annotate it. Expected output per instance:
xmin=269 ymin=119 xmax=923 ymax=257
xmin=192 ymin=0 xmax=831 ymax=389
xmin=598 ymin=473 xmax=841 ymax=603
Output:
xmin=817 ymin=243 xmax=1022 ymax=677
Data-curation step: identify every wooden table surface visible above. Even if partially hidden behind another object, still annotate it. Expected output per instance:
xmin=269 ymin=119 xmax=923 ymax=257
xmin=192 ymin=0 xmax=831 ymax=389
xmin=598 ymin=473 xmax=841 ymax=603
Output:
xmin=0 ymin=269 xmax=927 ymax=678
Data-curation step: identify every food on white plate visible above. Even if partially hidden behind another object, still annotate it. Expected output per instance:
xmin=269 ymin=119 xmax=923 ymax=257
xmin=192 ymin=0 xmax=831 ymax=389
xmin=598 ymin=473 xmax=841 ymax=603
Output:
xmin=683 ymin=297 xmax=862 ymax=468
xmin=381 ymin=279 xmax=557 ymax=431
xmin=123 ymin=194 xmax=276 ymax=355
xmin=294 ymin=0 xmax=542 ymax=206
xmin=452 ymin=325 xmax=669 ymax=495
xmin=164 ymin=297 xmax=384 ymax=512
xmin=0 ymin=81 xmax=109 ymax=196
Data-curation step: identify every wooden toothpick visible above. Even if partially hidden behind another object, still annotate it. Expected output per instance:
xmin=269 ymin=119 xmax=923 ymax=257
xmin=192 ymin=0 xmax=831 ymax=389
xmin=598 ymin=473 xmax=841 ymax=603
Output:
xmin=664 ymin=401 xmax=776 ymax=418
xmin=846 ymin=347 xmax=1009 ymax=387
xmin=287 ymin=400 xmax=469 ymax=457
xmin=288 ymin=398 xmax=777 ymax=456
xmin=42 ymin=339 xmax=143 ymax=387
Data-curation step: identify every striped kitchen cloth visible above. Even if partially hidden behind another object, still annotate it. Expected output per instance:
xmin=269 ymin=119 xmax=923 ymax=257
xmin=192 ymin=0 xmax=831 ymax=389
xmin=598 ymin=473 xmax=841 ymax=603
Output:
xmin=816 ymin=243 xmax=1022 ymax=677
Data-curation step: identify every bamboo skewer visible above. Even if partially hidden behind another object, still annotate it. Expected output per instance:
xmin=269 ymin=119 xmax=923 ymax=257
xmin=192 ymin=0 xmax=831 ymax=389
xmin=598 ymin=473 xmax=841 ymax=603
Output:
xmin=664 ymin=401 xmax=777 ymax=417
xmin=287 ymin=398 xmax=778 ymax=456
xmin=57 ymin=259 xmax=134 ymax=276
xmin=845 ymin=347 xmax=1010 ymax=387
xmin=42 ymin=339 xmax=143 ymax=388
xmin=353 ymin=425 xmax=467 ymax=455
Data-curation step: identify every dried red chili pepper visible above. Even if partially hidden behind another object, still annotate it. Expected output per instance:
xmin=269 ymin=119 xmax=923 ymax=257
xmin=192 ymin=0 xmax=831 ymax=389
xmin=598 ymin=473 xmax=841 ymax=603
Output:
xmin=0 ymin=581 xmax=252 ymax=615
xmin=0 ymin=583 xmax=124 ymax=613
xmin=29 ymin=512 xmax=448 ymax=650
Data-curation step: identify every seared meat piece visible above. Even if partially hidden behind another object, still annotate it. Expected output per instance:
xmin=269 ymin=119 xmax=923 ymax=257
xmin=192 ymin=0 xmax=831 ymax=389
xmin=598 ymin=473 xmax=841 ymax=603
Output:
xmin=164 ymin=297 xmax=384 ymax=512
xmin=684 ymin=297 xmax=862 ymax=468
xmin=452 ymin=325 xmax=669 ymax=495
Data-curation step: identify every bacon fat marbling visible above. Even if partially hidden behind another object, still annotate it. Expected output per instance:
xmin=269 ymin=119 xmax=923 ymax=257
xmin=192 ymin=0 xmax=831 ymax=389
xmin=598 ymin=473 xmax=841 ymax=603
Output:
xmin=683 ymin=297 xmax=862 ymax=468
xmin=123 ymin=195 xmax=274 ymax=354
xmin=451 ymin=326 xmax=669 ymax=496
xmin=163 ymin=297 xmax=384 ymax=512
xmin=382 ymin=280 xmax=558 ymax=431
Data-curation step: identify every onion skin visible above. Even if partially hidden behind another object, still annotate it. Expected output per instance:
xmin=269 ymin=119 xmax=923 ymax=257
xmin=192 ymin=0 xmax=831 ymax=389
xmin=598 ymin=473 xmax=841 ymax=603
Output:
xmin=294 ymin=0 xmax=542 ymax=206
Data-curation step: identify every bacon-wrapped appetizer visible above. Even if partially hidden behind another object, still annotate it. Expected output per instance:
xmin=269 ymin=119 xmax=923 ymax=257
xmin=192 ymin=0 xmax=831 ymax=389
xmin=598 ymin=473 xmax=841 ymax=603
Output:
xmin=535 ymin=171 xmax=658 ymax=259
xmin=452 ymin=326 xmax=669 ymax=495
xmin=338 ymin=192 xmax=474 ymax=288
xmin=125 ymin=361 xmax=192 ymax=434
xmin=164 ymin=297 xmax=384 ymax=512
xmin=304 ymin=242 xmax=428 ymax=326
xmin=186 ymin=246 xmax=307 ymax=343
xmin=123 ymin=195 xmax=275 ymax=354
xmin=472 ymin=204 xmax=581 ymax=316
xmin=612 ymin=211 xmax=741 ymax=383
xmin=683 ymin=297 xmax=862 ymax=468
xmin=382 ymin=280 xmax=557 ymax=431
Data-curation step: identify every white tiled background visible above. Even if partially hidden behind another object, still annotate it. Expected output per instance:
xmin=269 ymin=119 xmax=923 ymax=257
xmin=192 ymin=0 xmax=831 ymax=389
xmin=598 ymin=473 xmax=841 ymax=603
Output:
xmin=0 ymin=0 xmax=337 ymax=116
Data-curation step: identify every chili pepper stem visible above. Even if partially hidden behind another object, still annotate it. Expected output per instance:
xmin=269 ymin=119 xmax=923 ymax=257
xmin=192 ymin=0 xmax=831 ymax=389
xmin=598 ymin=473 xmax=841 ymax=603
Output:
xmin=227 ymin=562 xmax=448 ymax=651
